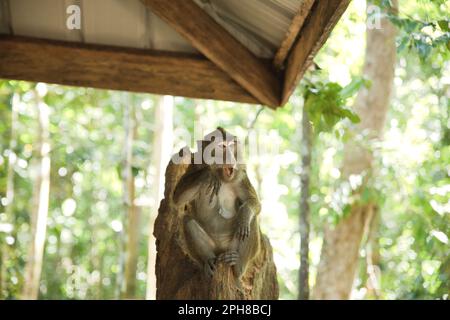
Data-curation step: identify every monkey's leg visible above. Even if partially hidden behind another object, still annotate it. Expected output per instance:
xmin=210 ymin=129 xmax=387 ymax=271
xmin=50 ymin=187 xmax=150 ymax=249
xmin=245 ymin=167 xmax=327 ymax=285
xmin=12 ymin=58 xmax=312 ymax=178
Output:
xmin=219 ymin=223 xmax=259 ymax=279
xmin=185 ymin=218 xmax=217 ymax=277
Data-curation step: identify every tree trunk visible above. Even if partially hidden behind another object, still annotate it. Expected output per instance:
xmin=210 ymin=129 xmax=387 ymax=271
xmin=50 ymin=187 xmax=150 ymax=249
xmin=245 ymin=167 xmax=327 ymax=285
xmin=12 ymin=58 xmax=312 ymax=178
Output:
xmin=299 ymin=105 xmax=312 ymax=299
xmin=0 ymin=243 xmax=2 ymax=298
xmin=246 ymin=107 xmax=264 ymax=196
xmin=365 ymin=206 xmax=381 ymax=298
xmin=124 ymin=205 xmax=140 ymax=298
xmin=22 ymin=86 xmax=51 ymax=300
xmin=5 ymin=93 xmax=18 ymax=226
xmin=146 ymin=95 xmax=174 ymax=300
xmin=153 ymin=149 xmax=278 ymax=299
xmin=122 ymin=94 xmax=139 ymax=299
xmin=312 ymin=0 xmax=397 ymax=300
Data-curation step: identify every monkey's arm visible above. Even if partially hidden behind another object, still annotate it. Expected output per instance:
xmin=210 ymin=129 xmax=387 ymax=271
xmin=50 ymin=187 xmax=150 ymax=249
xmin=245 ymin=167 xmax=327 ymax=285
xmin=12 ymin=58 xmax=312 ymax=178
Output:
xmin=173 ymin=166 xmax=207 ymax=206
xmin=173 ymin=165 xmax=220 ymax=206
xmin=236 ymin=173 xmax=261 ymax=241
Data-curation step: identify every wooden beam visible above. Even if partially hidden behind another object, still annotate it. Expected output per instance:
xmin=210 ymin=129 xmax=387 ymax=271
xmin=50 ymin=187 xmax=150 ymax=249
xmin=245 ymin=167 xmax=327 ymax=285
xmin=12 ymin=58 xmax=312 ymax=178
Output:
xmin=141 ymin=0 xmax=281 ymax=108
xmin=273 ymin=0 xmax=315 ymax=70
xmin=0 ymin=35 xmax=259 ymax=104
xmin=281 ymin=0 xmax=351 ymax=105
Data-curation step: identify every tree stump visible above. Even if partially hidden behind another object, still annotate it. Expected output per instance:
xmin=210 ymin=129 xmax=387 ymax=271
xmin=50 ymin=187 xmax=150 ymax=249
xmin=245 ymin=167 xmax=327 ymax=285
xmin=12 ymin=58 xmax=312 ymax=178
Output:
xmin=153 ymin=149 xmax=279 ymax=299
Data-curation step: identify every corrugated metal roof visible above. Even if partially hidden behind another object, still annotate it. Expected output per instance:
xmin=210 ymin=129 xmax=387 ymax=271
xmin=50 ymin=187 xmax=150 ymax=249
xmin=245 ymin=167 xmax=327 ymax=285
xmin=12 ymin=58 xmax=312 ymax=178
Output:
xmin=0 ymin=0 xmax=305 ymax=57
xmin=194 ymin=0 xmax=301 ymax=57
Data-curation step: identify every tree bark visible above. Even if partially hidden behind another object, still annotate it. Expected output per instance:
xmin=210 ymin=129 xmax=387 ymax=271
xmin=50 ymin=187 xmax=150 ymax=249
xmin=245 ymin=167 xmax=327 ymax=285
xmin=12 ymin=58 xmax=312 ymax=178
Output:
xmin=299 ymin=105 xmax=312 ymax=300
xmin=365 ymin=206 xmax=381 ymax=298
xmin=122 ymin=94 xmax=139 ymax=299
xmin=153 ymin=149 xmax=278 ymax=299
xmin=146 ymin=95 xmax=174 ymax=300
xmin=312 ymin=0 xmax=397 ymax=300
xmin=22 ymin=86 xmax=51 ymax=300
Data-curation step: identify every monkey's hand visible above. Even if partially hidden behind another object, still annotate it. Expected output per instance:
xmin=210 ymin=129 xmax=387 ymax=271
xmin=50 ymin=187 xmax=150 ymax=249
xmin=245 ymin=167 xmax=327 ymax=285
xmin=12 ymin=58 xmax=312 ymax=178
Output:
xmin=236 ymin=219 xmax=251 ymax=241
xmin=236 ymin=204 xmax=255 ymax=241
xmin=205 ymin=171 xmax=221 ymax=204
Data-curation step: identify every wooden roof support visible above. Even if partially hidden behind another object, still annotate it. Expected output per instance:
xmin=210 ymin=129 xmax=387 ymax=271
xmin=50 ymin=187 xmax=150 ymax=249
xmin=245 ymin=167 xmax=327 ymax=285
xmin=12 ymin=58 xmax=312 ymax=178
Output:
xmin=0 ymin=35 xmax=259 ymax=104
xmin=273 ymin=0 xmax=316 ymax=70
xmin=141 ymin=0 xmax=281 ymax=108
xmin=281 ymin=0 xmax=351 ymax=105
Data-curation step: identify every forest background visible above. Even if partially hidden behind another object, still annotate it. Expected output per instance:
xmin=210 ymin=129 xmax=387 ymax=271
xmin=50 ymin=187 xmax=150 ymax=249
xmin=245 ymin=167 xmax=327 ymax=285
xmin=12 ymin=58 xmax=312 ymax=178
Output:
xmin=0 ymin=0 xmax=448 ymax=299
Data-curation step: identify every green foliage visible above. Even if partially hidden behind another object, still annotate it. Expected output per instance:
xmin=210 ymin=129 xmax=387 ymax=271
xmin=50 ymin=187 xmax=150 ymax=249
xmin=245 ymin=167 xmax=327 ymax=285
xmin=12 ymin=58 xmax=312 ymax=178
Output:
xmin=0 ymin=85 xmax=157 ymax=299
xmin=393 ymin=16 xmax=450 ymax=60
xmin=389 ymin=0 xmax=450 ymax=61
xmin=302 ymin=76 xmax=364 ymax=134
xmin=0 ymin=0 xmax=448 ymax=301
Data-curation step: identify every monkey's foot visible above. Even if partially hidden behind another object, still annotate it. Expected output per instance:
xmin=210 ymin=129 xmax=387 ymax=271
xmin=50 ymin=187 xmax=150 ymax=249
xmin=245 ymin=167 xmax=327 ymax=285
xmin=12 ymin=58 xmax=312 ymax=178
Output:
xmin=217 ymin=251 xmax=239 ymax=266
xmin=203 ymin=257 xmax=217 ymax=278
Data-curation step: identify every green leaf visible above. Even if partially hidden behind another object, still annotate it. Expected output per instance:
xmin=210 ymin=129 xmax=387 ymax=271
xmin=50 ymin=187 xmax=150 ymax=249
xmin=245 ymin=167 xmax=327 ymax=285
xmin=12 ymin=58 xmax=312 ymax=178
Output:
xmin=341 ymin=108 xmax=361 ymax=124
xmin=341 ymin=77 xmax=371 ymax=100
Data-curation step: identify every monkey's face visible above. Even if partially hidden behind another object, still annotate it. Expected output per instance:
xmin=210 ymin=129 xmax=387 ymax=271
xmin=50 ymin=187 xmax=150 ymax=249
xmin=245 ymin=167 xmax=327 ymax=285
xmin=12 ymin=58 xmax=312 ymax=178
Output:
xmin=202 ymin=127 xmax=244 ymax=182
xmin=220 ymin=164 xmax=236 ymax=182
xmin=215 ymin=140 xmax=237 ymax=182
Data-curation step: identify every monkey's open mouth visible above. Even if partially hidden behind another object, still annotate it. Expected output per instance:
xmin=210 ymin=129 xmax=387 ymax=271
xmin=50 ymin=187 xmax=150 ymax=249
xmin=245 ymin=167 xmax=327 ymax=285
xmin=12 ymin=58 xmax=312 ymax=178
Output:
xmin=223 ymin=166 xmax=234 ymax=178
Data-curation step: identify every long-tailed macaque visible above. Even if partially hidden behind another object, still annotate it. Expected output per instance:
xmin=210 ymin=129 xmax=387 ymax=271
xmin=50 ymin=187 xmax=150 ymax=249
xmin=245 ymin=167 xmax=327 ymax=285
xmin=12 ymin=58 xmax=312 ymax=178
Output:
xmin=173 ymin=127 xmax=261 ymax=279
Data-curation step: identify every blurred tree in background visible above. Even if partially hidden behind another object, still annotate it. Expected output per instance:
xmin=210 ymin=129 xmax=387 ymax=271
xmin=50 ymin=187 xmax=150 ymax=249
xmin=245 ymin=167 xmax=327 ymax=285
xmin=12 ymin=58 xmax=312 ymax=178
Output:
xmin=0 ymin=0 xmax=448 ymax=300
